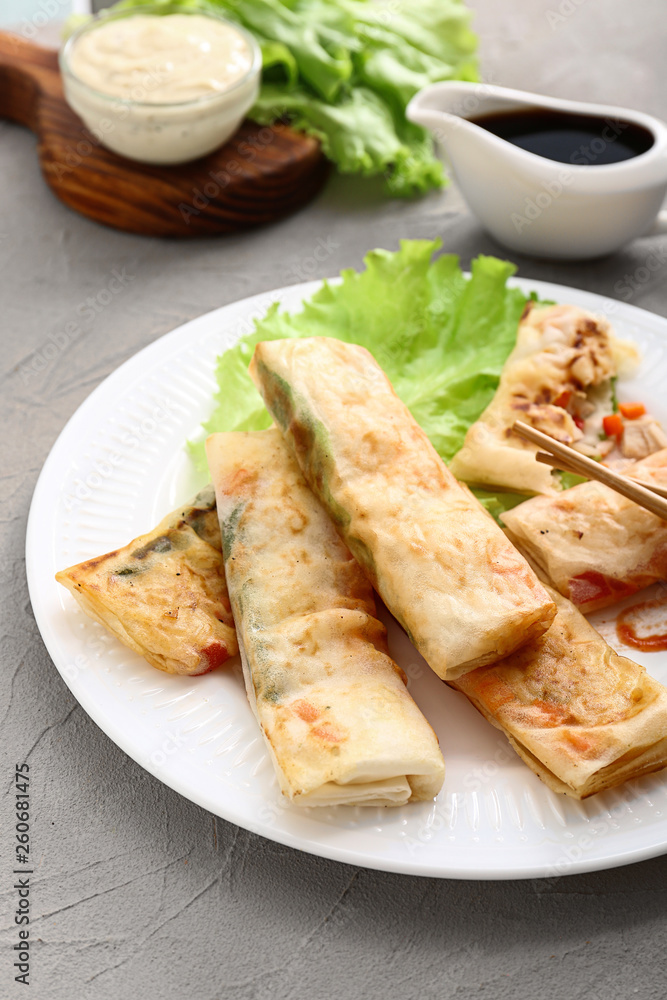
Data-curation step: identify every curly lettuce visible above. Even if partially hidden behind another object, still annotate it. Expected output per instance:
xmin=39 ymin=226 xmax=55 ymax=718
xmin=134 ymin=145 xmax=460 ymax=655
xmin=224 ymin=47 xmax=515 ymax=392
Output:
xmin=108 ymin=0 xmax=478 ymax=196
xmin=192 ymin=240 xmax=534 ymax=519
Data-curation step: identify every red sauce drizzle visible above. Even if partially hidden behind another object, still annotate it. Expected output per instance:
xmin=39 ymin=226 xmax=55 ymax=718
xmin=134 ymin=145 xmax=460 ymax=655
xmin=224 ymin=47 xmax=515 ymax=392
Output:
xmin=616 ymin=597 xmax=667 ymax=652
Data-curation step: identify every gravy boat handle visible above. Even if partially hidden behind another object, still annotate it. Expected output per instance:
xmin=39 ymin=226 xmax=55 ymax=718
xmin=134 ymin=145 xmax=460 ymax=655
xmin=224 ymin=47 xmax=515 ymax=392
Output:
xmin=645 ymin=209 xmax=667 ymax=237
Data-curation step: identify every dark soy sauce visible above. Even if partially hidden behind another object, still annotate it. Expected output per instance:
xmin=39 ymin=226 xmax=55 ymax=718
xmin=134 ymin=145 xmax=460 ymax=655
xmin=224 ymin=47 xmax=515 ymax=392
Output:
xmin=469 ymin=108 xmax=654 ymax=165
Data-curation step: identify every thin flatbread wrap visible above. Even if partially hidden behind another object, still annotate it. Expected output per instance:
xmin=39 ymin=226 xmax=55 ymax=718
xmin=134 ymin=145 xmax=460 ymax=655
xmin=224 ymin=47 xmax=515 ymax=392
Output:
xmin=206 ymin=428 xmax=445 ymax=807
xmin=249 ymin=337 xmax=556 ymax=681
xmin=56 ymin=485 xmax=237 ymax=675
xmin=449 ymin=303 xmax=638 ymax=495
xmin=454 ymin=588 xmax=667 ymax=798
xmin=501 ymin=449 xmax=667 ymax=613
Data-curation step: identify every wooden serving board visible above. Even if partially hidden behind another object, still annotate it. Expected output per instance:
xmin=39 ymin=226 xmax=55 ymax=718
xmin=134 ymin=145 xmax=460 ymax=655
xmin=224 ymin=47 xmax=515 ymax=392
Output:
xmin=0 ymin=31 xmax=329 ymax=237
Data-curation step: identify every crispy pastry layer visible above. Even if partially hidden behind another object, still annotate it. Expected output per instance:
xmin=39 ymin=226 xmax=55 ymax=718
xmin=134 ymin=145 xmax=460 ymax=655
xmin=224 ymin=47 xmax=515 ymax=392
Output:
xmin=450 ymin=303 xmax=637 ymax=494
xmin=502 ymin=449 xmax=667 ymax=612
xmin=56 ymin=485 xmax=237 ymax=675
xmin=250 ymin=337 xmax=556 ymax=680
xmin=454 ymin=588 xmax=667 ymax=798
xmin=207 ymin=428 xmax=445 ymax=806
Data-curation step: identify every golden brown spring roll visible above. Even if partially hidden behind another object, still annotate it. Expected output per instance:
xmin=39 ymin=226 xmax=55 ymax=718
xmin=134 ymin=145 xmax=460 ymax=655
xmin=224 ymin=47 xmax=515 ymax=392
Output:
xmin=249 ymin=336 xmax=556 ymax=681
xmin=449 ymin=303 xmax=638 ymax=495
xmin=454 ymin=588 xmax=667 ymax=798
xmin=207 ymin=428 xmax=445 ymax=807
xmin=501 ymin=449 xmax=667 ymax=613
xmin=56 ymin=485 xmax=237 ymax=675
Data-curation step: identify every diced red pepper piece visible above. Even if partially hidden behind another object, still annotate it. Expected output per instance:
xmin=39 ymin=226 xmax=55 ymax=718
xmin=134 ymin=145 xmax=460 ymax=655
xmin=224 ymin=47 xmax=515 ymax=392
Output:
xmin=602 ymin=413 xmax=624 ymax=440
xmin=553 ymin=390 xmax=571 ymax=409
xmin=573 ymin=414 xmax=585 ymax=431
xmin=618 ymin=402 xmax=646 ymax=420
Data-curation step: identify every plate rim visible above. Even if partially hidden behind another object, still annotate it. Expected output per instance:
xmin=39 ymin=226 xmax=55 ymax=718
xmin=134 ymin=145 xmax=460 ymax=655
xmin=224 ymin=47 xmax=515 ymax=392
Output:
xmin=26 ymin=271 xmax=667 ymax=880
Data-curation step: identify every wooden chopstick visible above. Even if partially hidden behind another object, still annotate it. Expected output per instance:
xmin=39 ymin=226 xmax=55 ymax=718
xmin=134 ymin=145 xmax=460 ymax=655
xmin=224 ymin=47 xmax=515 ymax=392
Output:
xmin=535 ymin=451 xmax=667 ymax=500
xmin=512 ymin=420 xmax=667 ymax=521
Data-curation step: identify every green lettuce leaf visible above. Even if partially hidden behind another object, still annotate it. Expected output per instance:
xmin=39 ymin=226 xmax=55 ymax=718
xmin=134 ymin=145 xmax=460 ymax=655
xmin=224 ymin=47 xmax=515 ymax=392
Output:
xmin=107 ymin=0 xmax=478 ymax=196
xmin=560 ymin=471 xmax=588 ymax=489
xmin=472 ymin=489 xmax=529 ymax=521
xmin=191 ymin=240 xmax=538 ymax=520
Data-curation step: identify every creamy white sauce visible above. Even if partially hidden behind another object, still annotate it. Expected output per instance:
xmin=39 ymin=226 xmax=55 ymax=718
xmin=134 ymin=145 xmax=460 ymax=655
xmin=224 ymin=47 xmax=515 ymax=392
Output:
xmin=68 ymin=14 xmax=253 ymax=103
xmin=61 ymin=12 xmax=260 ymax=165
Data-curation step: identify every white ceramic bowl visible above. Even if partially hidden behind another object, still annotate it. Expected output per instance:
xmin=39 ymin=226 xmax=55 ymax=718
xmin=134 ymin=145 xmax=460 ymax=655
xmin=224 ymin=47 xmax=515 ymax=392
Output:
xmin=60 ymin=6 xmax=262 ymax=166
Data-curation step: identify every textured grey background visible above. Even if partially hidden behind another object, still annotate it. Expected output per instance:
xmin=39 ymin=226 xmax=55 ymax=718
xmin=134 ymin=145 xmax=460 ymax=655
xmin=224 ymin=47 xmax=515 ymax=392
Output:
xmin=2 ymin=1 xmax=667 ymax=997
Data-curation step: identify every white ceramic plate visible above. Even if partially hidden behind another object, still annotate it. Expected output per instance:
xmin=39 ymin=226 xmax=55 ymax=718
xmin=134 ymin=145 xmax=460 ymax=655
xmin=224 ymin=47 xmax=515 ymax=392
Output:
xmin=27 ymin=276 xmax=667 ymax=880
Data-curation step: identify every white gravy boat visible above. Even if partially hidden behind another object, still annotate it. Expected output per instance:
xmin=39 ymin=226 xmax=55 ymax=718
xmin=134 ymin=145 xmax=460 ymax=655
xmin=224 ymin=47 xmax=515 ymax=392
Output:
xmin=407 ymin=82 xmax=667 ymax=260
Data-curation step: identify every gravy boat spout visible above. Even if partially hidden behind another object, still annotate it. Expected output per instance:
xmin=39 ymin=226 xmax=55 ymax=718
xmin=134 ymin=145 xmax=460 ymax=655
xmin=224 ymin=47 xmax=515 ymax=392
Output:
xmin=407 ymin=82 xmax=667 ymax=260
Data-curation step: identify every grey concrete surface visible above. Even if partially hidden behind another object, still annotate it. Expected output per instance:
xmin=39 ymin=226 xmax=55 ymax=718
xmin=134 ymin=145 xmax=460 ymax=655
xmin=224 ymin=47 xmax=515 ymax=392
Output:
xmin=2 ymin=1 xmax=667 ymax=997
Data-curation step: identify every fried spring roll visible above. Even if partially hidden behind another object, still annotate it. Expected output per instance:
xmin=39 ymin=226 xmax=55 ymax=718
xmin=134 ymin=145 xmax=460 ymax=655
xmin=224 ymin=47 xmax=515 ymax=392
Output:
xmin=454 ymin=588 xmax=667 ymax=798
xmin=206 ymin=428 xmax=445 ymax=807
xmin=249 ymin=337 xmax=556 ymax=681
xmin=56 ymin=485 xmax=237 ymax=675
xmin=449 ymin=303 xmax=638 ymax=495
xmin=501 ymin=449 xmax=667 ymax=613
